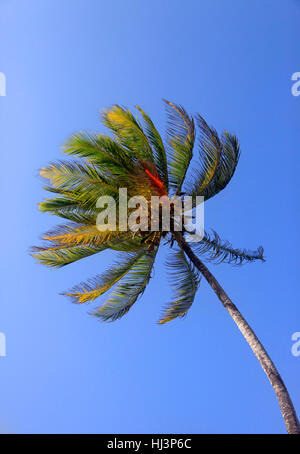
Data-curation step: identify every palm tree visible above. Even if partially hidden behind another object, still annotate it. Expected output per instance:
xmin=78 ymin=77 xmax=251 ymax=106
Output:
xmin=32 ymin=101 xmax=300 ymax=434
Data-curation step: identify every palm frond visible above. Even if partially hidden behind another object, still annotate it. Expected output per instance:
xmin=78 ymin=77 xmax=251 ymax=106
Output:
xmin=63 ymin=251 xmax=147 ymax=303
xmin=136 ymin=106 xmax=169 ymax=190
xmin=40 ymin=160 xmax=119 ymax=208
xmin=62 ymin=131 xmax=102 ymax=160
xmin=31 ymin=244 xmax=107 ymax=268
xmin=39 ymin=199 xmax=97 ymax=224
xmin=192 ymin=230 xmax=265 ymax=265
xmin=217 ymin=131 xmax=240 ymax=192
xmin=40 ymin=223 xmax=118 ymax=247
xmin=93 ymin=249 xmax=157 ymax=321
xmin=40 ymin=160 xmax=105 ymax=189
xmin=102 ymin=105 xmax=154 ymax=163
xmin=188 ymin=120 xmax=240 ymax=203
xmin=186 ymin=115 xmax=221 ymax=196
xmin=163 ymin=100 xmax=195 ymax=194
xmin=32 ymin=231 xmax=145 ymax=268
xmin=62 ymin=132 xmax=135 ymax=179
xmin=158 ymin=248 xmax=200 ymax=324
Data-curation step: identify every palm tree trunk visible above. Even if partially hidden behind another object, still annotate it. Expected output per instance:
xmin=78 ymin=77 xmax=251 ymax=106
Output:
xmin=174 ymin=231 xmax=300 ymax=434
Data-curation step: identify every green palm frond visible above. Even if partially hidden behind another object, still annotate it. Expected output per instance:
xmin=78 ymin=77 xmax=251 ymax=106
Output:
xmin=39 ymin=190 xmax=106 ymax=215
xmin=31 ymin=244 xmax=107 ymax=268
xmin=186 ymin=114 xmax=221 ymax=197
xmin=39 ymin=199 xmax=97 ymax=224
xmin=136 ymin=106 xmax=169 ymax=190
xmin=92 ymin=249 xmax=157 ymax=321
xmin=62 ymin=131 xmax=110 ymax=163
xmin=164 ymin=99 xmax=195 ymax=194
xmin=188 ymin=118 xmax=240 ymax=203
xmin=192 ymin=230 xmax=265 ymax=265
xmin=40 ymin=160 xmax=119 ymax=207
xmin=63 ymin=250 xmax=147 ymax=303
xmin=217 ymin=131 xmax=240 ymax=192
xmin=62 ymin=132 xmax=135 ymax=179
xmin=32 ymin=231 xmax=145 ymax=268
xmin=102 ymin=105 xmax=154 ymax=163
xmin=158 ymin=249 xmax=201 ymax=324
xmin=40 ymin=160 xmax=105 ymax=189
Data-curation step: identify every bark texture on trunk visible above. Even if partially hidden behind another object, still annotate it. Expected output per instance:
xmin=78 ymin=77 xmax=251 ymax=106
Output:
xmin=174 ymin=232 xmax=300 ymax=434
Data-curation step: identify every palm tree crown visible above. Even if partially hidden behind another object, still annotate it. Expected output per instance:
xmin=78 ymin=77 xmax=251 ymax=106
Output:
xmin=32 ymin=100 xmax=264 ymax=323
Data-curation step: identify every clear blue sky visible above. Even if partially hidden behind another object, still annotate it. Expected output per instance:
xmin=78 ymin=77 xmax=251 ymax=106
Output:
xmin=0 ymin=0 xmax=299 ymax=434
